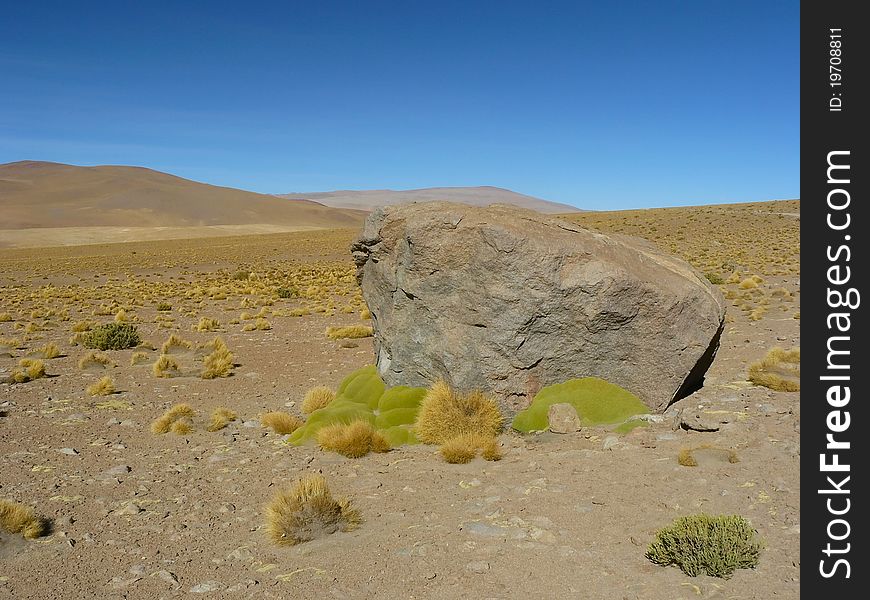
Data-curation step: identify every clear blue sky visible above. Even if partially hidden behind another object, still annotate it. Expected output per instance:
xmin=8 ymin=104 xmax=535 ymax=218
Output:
xmin=1 ymin=1 xmax=798 ymax=209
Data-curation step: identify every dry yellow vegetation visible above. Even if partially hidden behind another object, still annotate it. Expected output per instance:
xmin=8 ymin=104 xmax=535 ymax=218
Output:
xmin=86 ymin=375 xmax=115 ymax=396
xmin=301 ymin=386 xmax=335 ymax=414
xmin=207 ymin=407 xmax=238 ymax=431
xmin=316 ymin=420 xmax=390 ymax=458
xmin=151 ymin=403 xmax=196 ymax=434
xmin=265 ymin=474 xmax=361 ymax=546
xmin=261 ymin=411 xmax=304 ymax=435
xmin=0 ymin=498 xmax=49 ymax=539
xmin=415 ymin=380 xmax=503 ymax=445
xmin=748 ymin=347 xmax=800 ymax=392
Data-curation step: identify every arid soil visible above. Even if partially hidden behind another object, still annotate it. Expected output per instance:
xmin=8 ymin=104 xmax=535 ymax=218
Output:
xmin=0 ymin=202 xmax=800 ymax=599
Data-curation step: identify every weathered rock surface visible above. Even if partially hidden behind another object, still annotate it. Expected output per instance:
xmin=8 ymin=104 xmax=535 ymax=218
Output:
xmin=352 ymin=202 xmax=726 ymax=415
xmin=547 ymin=403 xmax=581 ymax=434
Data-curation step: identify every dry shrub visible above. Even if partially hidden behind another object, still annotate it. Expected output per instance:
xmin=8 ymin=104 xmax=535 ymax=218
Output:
xmin=87 ymin=376 xmax=115 ymax=396
xmin=0 ymin=499 xmax=49 ymax=539
xmin=265 ymin=474 xmax=360 ymax=546
xmin=316 ymin=420 xmax=390 ymax=458
xmin=207 ymin=407 xmax=238 ymax=432
xmin=152 ymin=354 xmax=179 ymax=378
xmin=738 ymin=278 xmax=758 ymax=289
xmin=130 ymin=351 xmax=150 ymax=365
xmin=201 ymin=337 xmax=234 ymax=379
xmin=78 ymin=351 xmax=113 ymax=370
xmin=33 ymin=343 xmax=61 ymax=359
xmin=415 ymin=380 xmax=503 ymax=445
xmin=325 ymin=325 xmax=373 ymax=340
xmin=678 ymin=448 xmax=698 ymax=467
xmin=9 ymin=358 xmax=46 ymax=383
xmin=748 ymin=347 xmax=800 ymax=392
xmin=440 ymin=433 xmax=502 ymax=464
xmin=170 ymin=420 xmax=194 ymax=434
xmin=301 ymin=386 xmax=335 ymax=414
xmin=195 ymin=317 xmax=220 ymax=332
xmin=151 ymin=404 xmax=196 ymax=434
xmin=161 ymin=333 xmax=192 ymax=355
xmin=261 ymin=411 xmax=304 ymax=435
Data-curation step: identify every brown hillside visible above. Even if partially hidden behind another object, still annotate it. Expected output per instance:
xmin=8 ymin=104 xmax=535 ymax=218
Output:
xmin=0 ymin=161 xmax=366 ymax=229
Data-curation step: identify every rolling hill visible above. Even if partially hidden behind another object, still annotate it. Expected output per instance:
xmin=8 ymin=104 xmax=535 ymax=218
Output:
xmin=0 ymin=161 xmax=367 ymax=230
xmin=277 ymin=186 xmax=580 ymax=213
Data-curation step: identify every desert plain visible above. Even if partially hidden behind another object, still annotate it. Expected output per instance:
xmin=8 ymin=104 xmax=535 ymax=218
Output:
xmin=0 ymin=199 xmax=800 ymax=599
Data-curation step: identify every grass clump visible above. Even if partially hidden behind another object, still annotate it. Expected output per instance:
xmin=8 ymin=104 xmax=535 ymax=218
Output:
xmin=78 ymin=351 xmax=113 ymax=370
xmin=207 ymin=407 xmax=238 ymax=432
xmin=201 ymin=337 xmax=234 ymax=379
xmin=704 ymin=272 xmax=724 ymax=285
xmin=156 ymin=302 xmax=172 ymax=312
xmin=152 ymin=354 xmax=180 ymax=378
xmin=302 ymin=386 xmax=335 ymax=414
xmin=439 ymin=433 xmax=502 ymax=464
xmin=316 ymin=420 xmax=390 ymax=458
xmin=326 ymin=325 xmax=373 ymax=340
xmin=0 ymin=499 xmax=50 ymax=539
xmin=8 ymin=358 xmax=46 ymax=383
xmin=87 ymin=376 xmax=116 ymax=396
xmin=748 ymin=347 xmax=800 ymax=392
xmin=261 ymin=411 xmax=305 ymax=435
xmin=194 ymin=317 xmax=220 ymax=332
xmin=130 ymin=351 xmax=150 ymax=365
xmin=81 ymin=323 xmax=140 ymax=350
xmin=151 ymin=404 xmax=196 ymax=434
xmin=32 ymin=342 xmax=61 ymax=359
xmin=161 ymin=333 xmax=193 ymax=354
xmin=276 ymin=286 xmax=298 ymax=298
xmin=265 ymin=474 xmax=360 ymax=546
xmin=646 ymin=514 xmax=763 ymax=579
xmin=414 ymin=380 xmax=503 ymax=445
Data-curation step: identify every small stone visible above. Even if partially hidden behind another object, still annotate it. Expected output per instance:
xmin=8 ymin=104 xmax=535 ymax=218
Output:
xmin=547 ymin=403 xmax=581 ymax=434
xmin=153 ymin=570 xmax=179 ymax=587
xmin=242 ymin=420 xmax=260 ymax=428
xmin=190 ymin=581 xmax=224 ymax=594
xmin=466 ymin=561 xmax=490 ymax=574
xmin=120 ymin=502 xmax=143 ymax=515
xmin=98 ymin=465 xmax=132 ymax=479
xmin=129 ymin=565 xmax=147 ymax=576
xmin=529 ymin=527 xmax=556 ymax=544
xmin=57 ymin=448 xmax=79 ymax=456
xmin=227 ymin=547 xmax=253 ymax=561
xmin=464 ymin=522 xmax=509 ymax=537
xmin=602 ymin=436 xmax=619 ymax=450
xmin=119 ymin=420 xmax=136 ymax=427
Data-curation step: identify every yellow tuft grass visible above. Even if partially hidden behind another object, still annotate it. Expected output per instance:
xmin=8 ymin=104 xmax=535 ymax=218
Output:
xmin=0 ymin=336 xmax=21 ymax=348
xmin=200 ymin=337 xmax=234 ymax=379
xmin=32 ymin=342 xmax=61 ymax=359
xmin=265 ymin=474 xmax=360 ymax=546
xmin=261 ymin=412 xmax=304 ymax=435
xmin=152 ymin=354 xmax=179 ymax=378
xmin=130 ymin=351 xmax=150 ymax=365
xmin=316 ymin=420 xmax=390 ymax=458
xmin=170 ymin=419 xmax=194 ymax=435
xmin=439 ymin=433 xmax=502 ymax=464
xmin=677 ymin=448 xmax=698 ymax=467
xmin=161 ymin=333 xmax=193 ymax=355
xmin=151 ymin=403 xmax=196 ymax=434
xmin=207 ymin=407 xmax=238 ymax=432
xmin=738 ymin=278 xmax=758 ymax=289
xmin=0 ymin=312 xmax=12 ymax=322
xmin=360 ymin=308 xmax=372 ymax=320
xmin=325 ymin=325 xmax=373 ymax=340
xmin=78 ymin=351 xmax=113 ymax=370
xmin=0 ymin=499 xmax=49 ymax=539
xmin=87 ymin=376 xmax=116 ymax=396
xmin=9 ymin=358 xmax=47 ymax=383
xmin=748 ymin=347 xmax=800 ymax=392
xmin=415 ymin=380 xmax=503 ymax=445
xmin=301 ymin=386 xmax=335 ymax=414
xmin=194 ymin=317 xmax=220 ymax=332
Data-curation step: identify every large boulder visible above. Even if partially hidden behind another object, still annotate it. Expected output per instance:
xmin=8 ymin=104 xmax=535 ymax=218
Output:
xmin=351 ymin=202 xmax=726 ymax=416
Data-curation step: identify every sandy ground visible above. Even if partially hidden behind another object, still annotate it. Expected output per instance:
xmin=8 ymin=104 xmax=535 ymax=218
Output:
xmin=0 ymin=225 xmax=329 ymax=249
xmin=0 ymin=211 xmax=800 ymax=600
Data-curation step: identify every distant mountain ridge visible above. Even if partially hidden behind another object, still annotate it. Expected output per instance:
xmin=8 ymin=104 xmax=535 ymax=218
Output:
xmin=277 ymin=186 xmax=581 ymax=214
xmin=0 ymin=161 xmax=366 ymax=230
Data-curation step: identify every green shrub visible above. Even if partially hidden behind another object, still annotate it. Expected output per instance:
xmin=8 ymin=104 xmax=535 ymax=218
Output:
xmin=646 ymin=514 xmax=763 ymax=579
xmin=511 ymin=377 xmax=648 ymax=433
xmin=276 ymin=287 xmax=298 ymax=299
xmin=704 ymin=272 xmax=725 ymax=285
xmin=81 ymin=323 xmax=141 ymax=351
xmin=156 ymin=303 xmax=172 ymax=312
